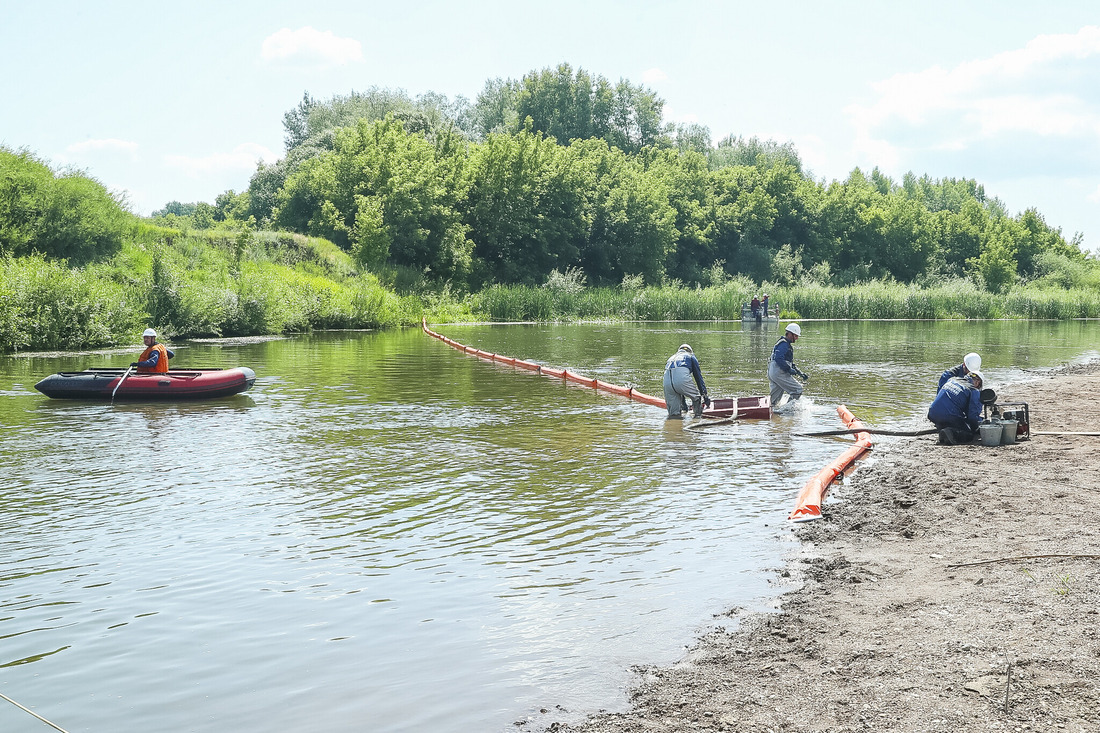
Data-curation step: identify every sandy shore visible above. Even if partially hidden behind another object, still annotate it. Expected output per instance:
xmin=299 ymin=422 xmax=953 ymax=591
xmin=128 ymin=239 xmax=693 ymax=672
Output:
xmin=552 ymin=363 xmax=1100 ymax=732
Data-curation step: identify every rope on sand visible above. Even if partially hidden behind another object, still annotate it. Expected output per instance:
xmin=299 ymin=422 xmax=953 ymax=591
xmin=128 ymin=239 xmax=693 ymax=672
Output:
xmin=0 ymin=692 xmax=72 ymax=733
xmin=947 ymin=553 xmax=1100 ymax=568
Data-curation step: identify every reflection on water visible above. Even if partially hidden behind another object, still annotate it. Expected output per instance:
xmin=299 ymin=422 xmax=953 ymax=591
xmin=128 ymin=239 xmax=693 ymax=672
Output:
xmin=1 ymin=321 xmax=1097 ymax=732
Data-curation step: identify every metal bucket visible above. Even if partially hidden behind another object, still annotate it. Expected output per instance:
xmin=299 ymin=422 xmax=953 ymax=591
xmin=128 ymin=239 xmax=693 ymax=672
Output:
xmin=979 ymin=423 xmax=1002 ymax=447
xmin=1000 ymin=419 xmax=1018 ymax=445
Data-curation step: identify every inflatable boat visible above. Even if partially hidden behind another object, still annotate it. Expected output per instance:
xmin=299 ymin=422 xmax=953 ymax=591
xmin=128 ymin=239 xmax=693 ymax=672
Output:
xmin=35 ymin=367 xmax=257 ymax=400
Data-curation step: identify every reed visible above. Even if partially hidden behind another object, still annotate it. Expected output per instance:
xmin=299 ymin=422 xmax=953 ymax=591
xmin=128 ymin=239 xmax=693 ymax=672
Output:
xmin=469 ymin=281 xmax=1100 ymax=322
xmin=0 ymin=234 xmax=434 ymax=353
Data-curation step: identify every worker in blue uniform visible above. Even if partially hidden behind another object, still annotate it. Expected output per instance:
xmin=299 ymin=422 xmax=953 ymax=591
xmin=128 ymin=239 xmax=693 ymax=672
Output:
xmin=928 ymin=371 xmax=984 ymax=444
xmin=768 ymin=323 xmax=809 ymax=407
xmin=938 ymin=352 xmax=981 ymax=389
xmin=663 ymin=344 xmax=710 ymax=419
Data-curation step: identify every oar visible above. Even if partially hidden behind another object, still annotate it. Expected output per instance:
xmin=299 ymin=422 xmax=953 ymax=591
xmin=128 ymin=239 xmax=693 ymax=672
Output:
xmin=111 ymin=365 xmax=134 ymax=401
xmin=685 ymin=416 xmax=738 ymax=430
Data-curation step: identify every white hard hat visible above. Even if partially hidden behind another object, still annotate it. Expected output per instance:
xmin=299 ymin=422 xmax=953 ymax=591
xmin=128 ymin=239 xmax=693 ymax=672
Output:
xmin=785 ymin=323 xmax=801 ymax=337
xmin=969 ymin=371 xmax=984 ymax=383
xmin=963 ymin=352 xmax=981 ymax=372
xmin=679 ymin=343 xmax=693 ymax=353
xmin=143 ymin=328 xmax=157 ymax=338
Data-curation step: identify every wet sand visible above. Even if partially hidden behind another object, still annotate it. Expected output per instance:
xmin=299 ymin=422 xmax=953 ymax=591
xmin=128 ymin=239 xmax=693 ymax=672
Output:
xmin=552 ymin=363 xmax=1100 ymax=732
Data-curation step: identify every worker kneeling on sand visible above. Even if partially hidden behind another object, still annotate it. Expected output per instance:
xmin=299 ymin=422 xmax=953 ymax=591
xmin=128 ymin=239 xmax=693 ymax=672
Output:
xmin=928 ymin=371 xmax=984 ymax=444
xmin=768 ymin=323 xmax=809 ymax=407
xmin=663 ymin=344 xmax=710 ymax=419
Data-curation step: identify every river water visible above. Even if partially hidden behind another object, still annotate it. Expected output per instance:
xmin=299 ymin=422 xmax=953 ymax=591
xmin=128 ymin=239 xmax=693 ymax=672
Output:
xmin=1 ymin=320 xmax=1097 ymax=732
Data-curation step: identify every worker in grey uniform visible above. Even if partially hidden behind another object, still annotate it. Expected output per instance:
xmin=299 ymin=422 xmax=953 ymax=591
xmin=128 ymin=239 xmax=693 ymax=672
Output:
xmin=768 ymin=322 xmax=809 ymax=407
xmin=663 ymin=344 xmax=710 ymax=419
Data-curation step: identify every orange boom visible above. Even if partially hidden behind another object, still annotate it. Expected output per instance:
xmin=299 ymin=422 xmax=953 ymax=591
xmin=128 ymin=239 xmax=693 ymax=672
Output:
xmin=788 ymin=405 xmax=873 ymax=522
xmin=421 ymin=318 xmax=757 ymax=415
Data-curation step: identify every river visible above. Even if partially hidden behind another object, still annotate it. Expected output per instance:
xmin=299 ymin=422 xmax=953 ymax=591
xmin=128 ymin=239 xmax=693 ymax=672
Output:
xmin=1 ymin=320 xmax=1097 ymax=732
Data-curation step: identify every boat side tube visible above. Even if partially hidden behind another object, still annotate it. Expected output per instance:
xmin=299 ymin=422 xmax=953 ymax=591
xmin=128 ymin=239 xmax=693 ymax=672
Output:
xmin=788 ymin=404 xmax=873 ymax=522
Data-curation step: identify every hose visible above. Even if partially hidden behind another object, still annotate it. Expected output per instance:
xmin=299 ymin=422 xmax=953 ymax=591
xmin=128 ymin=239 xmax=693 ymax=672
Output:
xmin=794 ymin=427 xmax=939 ymax=438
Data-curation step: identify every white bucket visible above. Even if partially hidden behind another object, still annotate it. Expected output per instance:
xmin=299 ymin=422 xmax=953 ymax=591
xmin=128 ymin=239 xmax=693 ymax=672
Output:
xmin=1000 ymin=419 xmax=1018 ymax=445
xmin=979 ymin=423 xmax=1002 ymax=447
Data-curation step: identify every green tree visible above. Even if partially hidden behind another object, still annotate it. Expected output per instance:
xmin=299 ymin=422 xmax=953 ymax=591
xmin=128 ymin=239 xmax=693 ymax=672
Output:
xmin=472 ymin=77 xmax=519 ymax=137
xmin=1013 ymin=208 xmax=1077 ymax=279
xmin=647 ymin=149 xmax=715 ymax=284
xmin=0 ymin=147 xmax=130 ymax=263
xmin=710 ymin=165 xmax=780 ymax=282
xmin=672 ymin=123 xmax=712 ymax=155
xmin=191 ymin=202 xmax=216 ymax=230
xmin=475 ymin=63 xmax=667 ymax=154
xmin=932 ymin=200 xmax=986 ymax=278
xmin=283 ymin=91 xmax=318 ymax=150
xmin=215 ymin=190 xmax=251 ymax=222
xmin=464 ymin=127 xmax=587 ymax=286
xmin=275 ymin=115 xmax=474 ymax=283
xmin=572 ymin=143 xmax=676 ymax=285
xmin=709 ymin=135 xmax=804 ymax=175
xmin=970 ymin=224 xmax=1018 ymax=293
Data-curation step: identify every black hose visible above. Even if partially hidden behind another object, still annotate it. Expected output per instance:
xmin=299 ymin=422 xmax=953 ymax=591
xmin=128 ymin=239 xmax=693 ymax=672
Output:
xmin=794 ymin=427 xmax=940 ymax=438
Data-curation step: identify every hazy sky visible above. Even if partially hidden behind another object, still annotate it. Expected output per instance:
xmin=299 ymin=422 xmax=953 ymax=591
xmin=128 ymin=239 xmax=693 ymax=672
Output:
xmin=3 ymin=1 xmax=1098 ymax=252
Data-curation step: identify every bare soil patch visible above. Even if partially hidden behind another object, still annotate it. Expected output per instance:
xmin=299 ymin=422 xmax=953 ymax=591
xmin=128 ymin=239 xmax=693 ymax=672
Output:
xmin=553 ymin=364 xmax=1100 ymax=732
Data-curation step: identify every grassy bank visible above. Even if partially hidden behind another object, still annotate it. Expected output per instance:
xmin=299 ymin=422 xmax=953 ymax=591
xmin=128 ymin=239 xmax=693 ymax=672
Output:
xmin=5 ymin=228 xmax=1097 ymax=354
xmin=0 ymin=229 xmax=476 ymax=353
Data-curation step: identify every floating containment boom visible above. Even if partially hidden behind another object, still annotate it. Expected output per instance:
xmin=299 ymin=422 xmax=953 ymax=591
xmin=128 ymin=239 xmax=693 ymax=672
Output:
xmin=421 ymin=319 xmax=770 ymax=419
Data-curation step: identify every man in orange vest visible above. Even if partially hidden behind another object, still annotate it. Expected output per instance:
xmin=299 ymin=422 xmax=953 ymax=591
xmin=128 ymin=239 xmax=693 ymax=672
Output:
xmin=131 ymin=328 xmax=174 ymax=373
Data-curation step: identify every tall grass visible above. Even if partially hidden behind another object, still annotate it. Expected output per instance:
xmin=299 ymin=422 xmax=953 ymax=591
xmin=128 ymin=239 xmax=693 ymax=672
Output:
xmin=473 ymin=281 xmax=1100 ymax=322
xmin=0 ymin=232 xmax=457 ymax=353
xmin=0 ymin=254 xmax=144 ymax=351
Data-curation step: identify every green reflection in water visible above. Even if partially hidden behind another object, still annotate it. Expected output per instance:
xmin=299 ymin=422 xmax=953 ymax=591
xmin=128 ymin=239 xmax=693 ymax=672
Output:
xmin=0 ymin=320 xmax=1097 ymax=732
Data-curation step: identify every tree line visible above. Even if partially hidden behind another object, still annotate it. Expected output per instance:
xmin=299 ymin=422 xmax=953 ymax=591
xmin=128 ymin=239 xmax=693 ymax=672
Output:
xmin=151 ymin=63 xmax=1085 ymax=295
xmin=3 ymin=62 xmax=1091 ymax=299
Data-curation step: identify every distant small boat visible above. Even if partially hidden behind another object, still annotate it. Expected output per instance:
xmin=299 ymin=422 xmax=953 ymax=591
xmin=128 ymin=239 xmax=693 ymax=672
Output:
xmin=35 ymin=367 xmax=256 ymax=400
xmin=741 ymin=303 xmax=778 ymax=322
xmin=701 ymin=396 xmax=771 ymax=420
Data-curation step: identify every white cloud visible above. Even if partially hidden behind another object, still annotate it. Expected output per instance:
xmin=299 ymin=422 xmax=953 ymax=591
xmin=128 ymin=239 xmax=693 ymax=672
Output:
xmin=1089 ymin=184 xmax=1100 ymax=204
xmin=663 ymin=105 xmax=698 ymax=125
xmin=261 ymin=26 xmax=363 ymax=66
xmin=66 ymin=138 xmax=139 ymax=156
xmin=641 ymin=67 xmax=668 ymax=85
xmin=163 ymin=143 xmax=277 ymax=177
xmin=846 ymin=25 xmax=1100 ymax=177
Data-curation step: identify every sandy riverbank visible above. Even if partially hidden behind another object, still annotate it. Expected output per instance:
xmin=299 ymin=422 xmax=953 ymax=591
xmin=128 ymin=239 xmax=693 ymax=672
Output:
xmin=552 ymin=363 xmax=1100 ymax=732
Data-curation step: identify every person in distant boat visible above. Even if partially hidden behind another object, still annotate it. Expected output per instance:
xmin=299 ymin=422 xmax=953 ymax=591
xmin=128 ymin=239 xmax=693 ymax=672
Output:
xmin=928 ymin=370 xmax=984 ymax=444
xmin=938 ymin=352 xmax=981 ymax=389
xmin=131 ymin=328 xmax=174 ymax=373
xmin=663 ymin=344 xmax=710 ymax=419
xmin=762 ymin=294 xmax=770 ymax=317
xmin=750 ymin=295 xmax=761 ymax=318
xmin=768 ymin=323 xmax=809 ymax=407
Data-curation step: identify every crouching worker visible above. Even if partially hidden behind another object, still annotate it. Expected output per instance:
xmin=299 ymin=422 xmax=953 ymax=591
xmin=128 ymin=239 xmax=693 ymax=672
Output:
xmin=663 ymin=344 xmax=710 ymax=419
xmin=938 ymin=352 xmax=981 ymax=389
xmin=928 ymin=371 xmax=983 ymax=444
xmin=768 ymin=323 xmax=808 ymax=407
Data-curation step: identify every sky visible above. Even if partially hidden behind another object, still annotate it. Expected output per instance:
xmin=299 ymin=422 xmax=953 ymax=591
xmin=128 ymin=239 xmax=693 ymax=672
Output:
xmin=3 ymin=1 xmax=1098 ymax=252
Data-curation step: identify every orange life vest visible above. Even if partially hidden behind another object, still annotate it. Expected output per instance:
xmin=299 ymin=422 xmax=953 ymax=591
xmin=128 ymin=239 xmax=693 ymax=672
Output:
xmin=137 ymin=343 xmax=170 ymax=373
